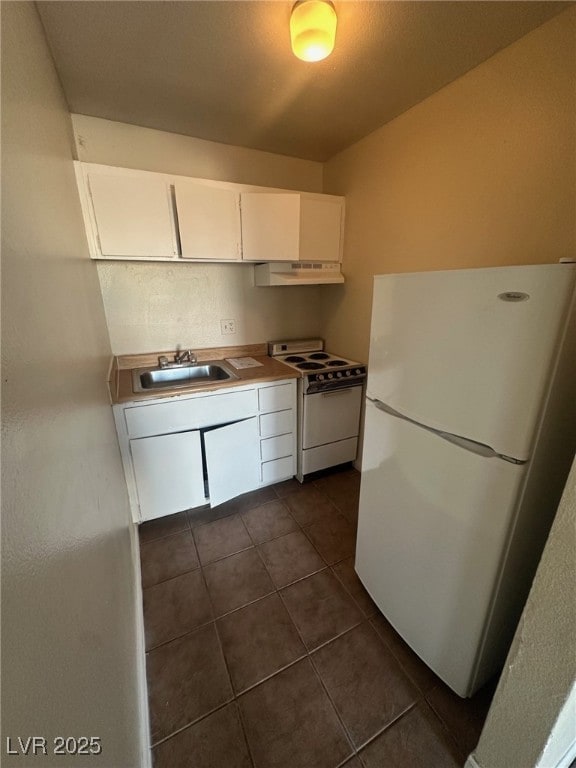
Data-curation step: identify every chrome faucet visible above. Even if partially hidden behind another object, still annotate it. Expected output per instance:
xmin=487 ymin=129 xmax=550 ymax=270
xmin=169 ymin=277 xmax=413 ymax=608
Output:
xmin=174 ymin=348 xmax=196 ymax=364
xmin=157 ymin=349 xmax=197 ymax=368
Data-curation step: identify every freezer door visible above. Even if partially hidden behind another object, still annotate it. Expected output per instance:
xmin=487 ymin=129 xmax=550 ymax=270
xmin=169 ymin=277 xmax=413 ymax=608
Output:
xmin=368 ymin=265 xmax=575 ymax=460
xmin=355 ymin=400 xmax=527 ymax=697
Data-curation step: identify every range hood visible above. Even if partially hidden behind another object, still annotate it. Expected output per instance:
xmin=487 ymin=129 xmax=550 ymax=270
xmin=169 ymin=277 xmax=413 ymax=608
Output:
xmin=254 ymin=262 xmax=344 ymax=286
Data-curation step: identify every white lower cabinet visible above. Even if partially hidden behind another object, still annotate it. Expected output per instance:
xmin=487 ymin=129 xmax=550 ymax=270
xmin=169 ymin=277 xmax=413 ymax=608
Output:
xmin=204 ymin=417 xmax=260 ymax=507
xmin=114 ymin=379 xmax=297 ymax=523
xmin=131 ymin=430 xmax=205 ymax=522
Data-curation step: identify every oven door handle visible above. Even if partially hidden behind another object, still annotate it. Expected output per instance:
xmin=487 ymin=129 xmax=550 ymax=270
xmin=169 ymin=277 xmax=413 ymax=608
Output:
xmin=318 ymin=387 xmax=359 ymax=396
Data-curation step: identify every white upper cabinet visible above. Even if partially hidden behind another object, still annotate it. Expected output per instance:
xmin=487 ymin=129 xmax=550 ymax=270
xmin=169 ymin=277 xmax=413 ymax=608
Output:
xmin=299 ymin=195 xmax=344 ymax=263
xmin=241 ymin=192 xmax=344 ymax=263
xmin=74 ymin=162 xmax=344 ymax=264
xmin=241 ymin=193 xmax=301 ymax=262
xmin=82 ymin=168 xmax=178 ymax=258
xmin=175 ymin=180 xmax=242 ymax=261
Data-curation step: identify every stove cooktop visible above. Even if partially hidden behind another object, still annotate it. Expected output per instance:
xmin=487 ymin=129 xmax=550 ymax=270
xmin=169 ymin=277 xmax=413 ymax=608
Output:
xmin=275 ymin=350 xmax=364 ymax=378
xmin=268 ymin=339 xmax=366 ymax=385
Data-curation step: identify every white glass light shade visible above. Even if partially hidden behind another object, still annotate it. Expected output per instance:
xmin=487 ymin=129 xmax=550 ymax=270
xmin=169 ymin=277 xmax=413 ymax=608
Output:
xmin=290 ymin=0 xmax=337 ymax=62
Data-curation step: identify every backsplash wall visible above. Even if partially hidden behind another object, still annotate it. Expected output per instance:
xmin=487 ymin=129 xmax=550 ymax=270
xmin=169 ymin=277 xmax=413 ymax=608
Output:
xmin=74 ymin=115 xmax=324 ymax=354
xmin=98 ymin=260 xmax=323 ymax=354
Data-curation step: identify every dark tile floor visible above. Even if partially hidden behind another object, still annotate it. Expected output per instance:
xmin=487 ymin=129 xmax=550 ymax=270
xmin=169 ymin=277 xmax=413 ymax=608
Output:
xmin=138 ymin=467 xmax=495 ymax=768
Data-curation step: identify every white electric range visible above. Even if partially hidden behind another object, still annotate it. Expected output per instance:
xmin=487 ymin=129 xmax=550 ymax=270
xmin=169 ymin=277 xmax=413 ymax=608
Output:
xmin=268 ymin=339 xmax=367 ymax=482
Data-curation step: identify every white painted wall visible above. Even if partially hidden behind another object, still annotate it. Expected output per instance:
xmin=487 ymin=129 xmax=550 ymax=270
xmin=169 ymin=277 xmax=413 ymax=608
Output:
xmin=322 ymin=7 xmax=576 ymax=363
xmin=468 ymin=457 xmax=576 ymax=768
xmin=1 ymin=5 xmax=141 ymax=765
xmin=72 ymin=115 xmax=325 ymax=354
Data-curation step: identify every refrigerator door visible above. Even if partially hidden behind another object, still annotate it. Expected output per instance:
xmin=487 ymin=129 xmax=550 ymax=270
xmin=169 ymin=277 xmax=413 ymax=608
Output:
xmin=367 ymin=265 xmax=575 ymax=460
xmin=356 ymin=399 xmax=527 ymax=697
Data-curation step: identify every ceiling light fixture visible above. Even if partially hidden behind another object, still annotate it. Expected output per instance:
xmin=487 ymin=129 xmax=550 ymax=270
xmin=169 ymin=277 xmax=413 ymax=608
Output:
xmin=290 ymin=0 xmax=337 ymax=63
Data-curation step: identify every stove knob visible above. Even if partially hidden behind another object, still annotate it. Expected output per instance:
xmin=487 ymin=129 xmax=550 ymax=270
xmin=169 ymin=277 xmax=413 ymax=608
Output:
xmin=345 ymin=370 xmax=351 ymax=376
xmin=317 ymin=374 xmax=324 ymax=381
xmin=327 ymin=373 xmax=333 ymax=379
xmin=355 ymin=368 xmax=361 ymax=375
xmin=336 ymin=371 xmax=343 ymax=377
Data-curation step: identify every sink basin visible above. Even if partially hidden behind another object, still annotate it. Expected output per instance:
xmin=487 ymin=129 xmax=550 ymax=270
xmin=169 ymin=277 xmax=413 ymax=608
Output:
xmin=132 ymin=362 xmax=238 ymax=392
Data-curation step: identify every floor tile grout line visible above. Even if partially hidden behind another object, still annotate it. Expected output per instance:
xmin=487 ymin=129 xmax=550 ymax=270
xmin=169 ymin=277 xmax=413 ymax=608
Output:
xmin=212 ymin=585 xmax=277 ymax=623
xmin=302 ymin=617 xmax=366 ymax=656
xmin=139 ymin=525 xmax=195 ymax=549
xmin=233 ymin=698 xmax=258 ymax=768
xmin=149 ymin=695 xmax=236 ymax=749
xmin=417 ymin=696 xmax=467 ymax=763
xmin=233 ymin=650 xmax=310 ymax=699
xmin=352 ymin=700 xmax=419 ymax=755
xmin=263 ymin=583 xmax=358 ymax=764
xmin=142 ymin=562 xmax=201 ymax=591
xmin=197 ymin=566 xmax=237 ymax=705
xmin=330 ymin=564 xmax=378 ymax=621
xmin=145 ymin=610 xmax=218 ymax=654
xmin=210 ymin=562 xmax=339 ymax=624
xmin=299 ymin=517 xmax=356 ymax=569
xmin=276 ymin=585 xmax=374 ymax=761
xmin=368 ymin=617 xmax=435 ymax=698
xmin=196 ymin=542 xmax=255 ymax=568
xmin=422 ymin=689 xmax=470 ymax=759
xmin=306 ymin=638 xmax=361 ymax=761
xmin=241 ymin=510 xmax=303 ymax=547
xmin=138 ymin=521 xmax=190 ymax=545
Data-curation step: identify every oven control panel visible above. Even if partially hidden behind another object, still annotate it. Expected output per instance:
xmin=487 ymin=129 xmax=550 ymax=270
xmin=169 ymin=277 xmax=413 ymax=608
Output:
xmin=305 ymin=365 xmax=367 ymax=393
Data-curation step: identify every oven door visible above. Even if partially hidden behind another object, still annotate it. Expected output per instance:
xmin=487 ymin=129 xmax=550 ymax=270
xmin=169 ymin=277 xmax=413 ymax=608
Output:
xmin=302 ymin=385 xmax=363 ymax=449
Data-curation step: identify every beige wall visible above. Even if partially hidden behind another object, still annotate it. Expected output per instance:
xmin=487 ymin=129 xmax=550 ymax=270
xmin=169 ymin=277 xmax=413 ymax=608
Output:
xmin=322 ymin=8 xmax=576 ymax=363
xmin=468 ymin=457 xmax=576 ymax=768
xmin=73 ymin=115 xmax=324 ymax=354
xmin=1 ymin=5 xmax=141 ymax=766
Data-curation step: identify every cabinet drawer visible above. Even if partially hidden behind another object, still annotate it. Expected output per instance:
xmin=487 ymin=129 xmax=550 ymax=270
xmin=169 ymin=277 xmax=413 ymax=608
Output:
xmin=259 ymin=409 xmax=293 ymax=439
xmin=258 ymin=382 xmax=294 ymax=413
xmin=125 ymin=388 xmax=258 ymax=438
xmin=261 ymin=456 xmax=294 ymax=485
xmin=260 ymin=434 xmax=293 ymax=462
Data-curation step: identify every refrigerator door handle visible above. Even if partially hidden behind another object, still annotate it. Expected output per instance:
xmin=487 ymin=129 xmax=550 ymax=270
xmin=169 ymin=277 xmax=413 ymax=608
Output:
xmin=367 ymin=396 xmax=526 ymax=465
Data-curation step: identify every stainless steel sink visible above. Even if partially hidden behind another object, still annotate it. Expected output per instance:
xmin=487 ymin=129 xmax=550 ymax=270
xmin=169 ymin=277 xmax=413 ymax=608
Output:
xmin=132 ymin=361 xmax=238 ymax=392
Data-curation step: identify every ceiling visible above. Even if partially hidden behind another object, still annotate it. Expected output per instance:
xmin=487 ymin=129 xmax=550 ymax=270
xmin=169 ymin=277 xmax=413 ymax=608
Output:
xmin=37 ymin=1 xmax=568 ymax=162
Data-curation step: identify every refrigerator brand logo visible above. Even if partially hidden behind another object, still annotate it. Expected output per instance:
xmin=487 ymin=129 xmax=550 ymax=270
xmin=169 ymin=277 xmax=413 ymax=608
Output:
xmin=498 ymin=292 xmax=530 ymax=302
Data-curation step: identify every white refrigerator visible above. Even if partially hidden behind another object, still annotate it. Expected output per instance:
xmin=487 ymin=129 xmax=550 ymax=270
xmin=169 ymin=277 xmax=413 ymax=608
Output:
xmin=356 ymin=264 xmax=576 ymax=698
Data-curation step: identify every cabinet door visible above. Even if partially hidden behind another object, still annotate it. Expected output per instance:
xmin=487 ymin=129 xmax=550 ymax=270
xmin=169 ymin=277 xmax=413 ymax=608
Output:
xmin=130 ymin=431 xmax=205 ymax=521
xmin=175 ymin=181 xmax=242 ymax=260
xmin=299 ymin=196 xmax=344 ymax=263
xmin=87 ymin=172 xmax=178 ymax=258
xmin=241 ymin=193 xmax=300 ymax=262
xmin=204 ymin=417 xmax=260 ymax=507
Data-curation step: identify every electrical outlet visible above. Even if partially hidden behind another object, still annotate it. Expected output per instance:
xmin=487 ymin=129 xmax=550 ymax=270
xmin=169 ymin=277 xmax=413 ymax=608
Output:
xmin=220 ymin=318 xmax=236 ymax=335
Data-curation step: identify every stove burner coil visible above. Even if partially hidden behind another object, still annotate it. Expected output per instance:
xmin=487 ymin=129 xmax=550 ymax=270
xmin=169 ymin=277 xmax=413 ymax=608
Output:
xmin=308 ymin=352 xmax=330 ymax=360
xmin=327 ymin=360 xmax=348 ymax=367
xmin=297 ymin=362 xmax=324 ymax=370
xmin=284 ymin=355 xmax=306 ymax=363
